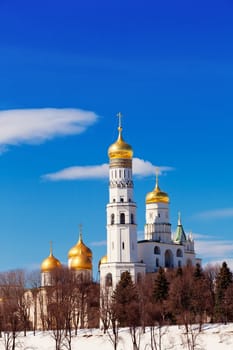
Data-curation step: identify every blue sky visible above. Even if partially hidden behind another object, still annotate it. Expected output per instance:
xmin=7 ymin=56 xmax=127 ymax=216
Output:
xmin=0 ymin=0 xmax=233 ymax=279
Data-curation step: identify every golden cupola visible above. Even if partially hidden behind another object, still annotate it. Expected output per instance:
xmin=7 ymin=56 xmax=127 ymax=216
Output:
xmin=68 ymin=229 xmax=92 ymax=260
xmin=41 ymin=244 xmax=61 ymax=273
xmin=146 ymin=173 xmax=169 ymax=204
xmin=108 ymin=113 xmax=133 ymax=160
xmin=68 ymin=226 xmax=92 ymax=271
xmin=70 ymin=253 xmax=92 ymax=271
xmin=98 ymin=254 xmax=107 ymax=270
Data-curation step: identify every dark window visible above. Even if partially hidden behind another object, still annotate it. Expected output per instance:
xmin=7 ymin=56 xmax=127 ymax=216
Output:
xmin=111 ymin=214 xmax=115 ymax=225
xmin=105 ymin=273 xmax=112 ymax=287
xmin=131 ymin=213 xmax=134 ymax=224
xmin=120 ymin=213 xmax=125 ymax=224
xmin=122 ymin=242 xmax=125 ymax=250
xmin=176 ymin=249 xmax=183 ymax=257
xmin=154 ymin=246 xmax=161 ymax=255
xmin=156 ymin=258 xmax=160 ymax=267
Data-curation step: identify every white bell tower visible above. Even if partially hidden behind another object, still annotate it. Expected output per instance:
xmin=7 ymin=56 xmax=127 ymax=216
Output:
xmin=100 ymin=113 xmax=145 ymax=289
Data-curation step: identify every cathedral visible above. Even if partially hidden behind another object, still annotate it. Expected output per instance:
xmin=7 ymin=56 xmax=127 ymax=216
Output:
xmin=99 ymin=116 xmax=200 ymax=290
xmin=40 ymin=227 xmax=93 ymax=286
xmin=40 ymin=116 xmax=200 ymax=290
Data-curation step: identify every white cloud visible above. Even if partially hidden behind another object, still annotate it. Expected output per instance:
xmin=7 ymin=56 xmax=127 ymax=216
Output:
xmin=43 ymin=157 xmax=174 ymax=181
xmin=195 ymin=208 xmax=233 ymax=220
xmin=133 ymin=158 xmax=174 ymax=177
xmin=91 ymin=240 xmax=107 ymax=247
xmin=43 ymin=164 xmax=109 ymax=181
xmin=0 ymin=108 xmax=99 ymax=151
xmin=188 ymin=232 xmax=233 ymax=268
xmin=195 ymin=239 xmax=233 ymax=259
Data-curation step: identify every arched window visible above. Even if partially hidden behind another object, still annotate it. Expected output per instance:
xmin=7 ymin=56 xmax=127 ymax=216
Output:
xmin=176 ymin=249 xmax=183 ymax=258
xmin=105 ymin=273 xmax=112 ymax=287
xmin=111 ymin=214 xmax=115 ymax=225
xmin=165 ymin=250 xmax=173 ymax=268
xmin=131 ymin=213 xmax=134 ymax=224
xmin=154 ymin=246 xmax=161 ymax=255
xmin=120 ymin=213 xmax=125 ymax=224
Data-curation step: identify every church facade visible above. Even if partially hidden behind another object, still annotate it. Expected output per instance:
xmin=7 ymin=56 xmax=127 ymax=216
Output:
xmin=39 ymin=116 xmax=200 ymax=290
xmin=28 ymin=116 xmax=200 ymax=331
xmin=99 ymin=116 xmax=200 ymax=289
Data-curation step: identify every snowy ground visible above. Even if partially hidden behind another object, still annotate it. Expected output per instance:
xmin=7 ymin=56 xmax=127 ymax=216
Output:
xmin=1 ymin=324 xmax=233 ymax=349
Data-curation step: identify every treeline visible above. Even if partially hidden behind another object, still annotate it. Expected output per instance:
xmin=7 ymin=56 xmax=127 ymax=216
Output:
xmin=100 ymin=262 xmax=233 ymax=350
xmin=0 ymin=268 xmax=99 ymax=350
xmin=0 ymin=262 xmax=232 ymax=350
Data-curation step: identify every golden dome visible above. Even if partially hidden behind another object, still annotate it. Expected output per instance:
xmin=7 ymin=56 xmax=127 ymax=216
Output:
xmin=98 ymin=254 xmax=107 ymax=268
xmin=70 ymin=254 xmax=92 ymax=271
xmin=100 ymin=255 xmax=107 ymax=264
xmin=146 ymin=174 xmax=169 ymax=204
xmin=108 ymin=126 xmax=133 ymax=160
xmin=41 ymin=248 xmax=61 ymax=273
xmin=68 ymin=230 xmax=92 ymax=260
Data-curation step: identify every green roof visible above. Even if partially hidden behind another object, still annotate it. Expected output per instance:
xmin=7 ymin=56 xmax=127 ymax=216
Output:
xmin=174 ymin=224 xmax=187 ymax=244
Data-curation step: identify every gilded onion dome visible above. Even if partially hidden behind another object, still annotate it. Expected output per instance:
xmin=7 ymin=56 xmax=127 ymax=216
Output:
xmin=41 ymin=244 xmax=61 ymax=273
xmin=98 ymin=254 xmax=107 ymax=269
xmin=68 ymin=229 xmax=92 ymax=260
xmin=108 ymin=113 xmax=133 ymax=160
xmin=146 ymin=173 xmax=169 ymax=204
xmin=70 ymin=254 xmax=92 ymax=271
xmin=100 ymin=254 xmax=107 ymax=264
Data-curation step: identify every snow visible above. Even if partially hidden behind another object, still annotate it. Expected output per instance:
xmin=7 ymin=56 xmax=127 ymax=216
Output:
xmin=1 ymin=324 xmax=233 ymax=349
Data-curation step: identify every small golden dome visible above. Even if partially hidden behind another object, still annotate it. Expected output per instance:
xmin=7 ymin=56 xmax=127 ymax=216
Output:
xmin=98 ymin=254 xmax=107 ymax=268
xmin=108 ymin=126 xmax=133 ymax=160
xmin=41 ymin=249 xmax=61 ymax=273
xmin=68 ymin=230 xmax=92 ymax=259
xmin=70 ymin=254 xmax=92 ymax=271
xmin=146 ymin=174 xmax=169 ymax=204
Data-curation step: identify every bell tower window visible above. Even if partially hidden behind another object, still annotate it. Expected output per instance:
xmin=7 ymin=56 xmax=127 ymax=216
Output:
xmin=131 ymin=213 xmax=134 ymax=224
xmin=120 ymin=213 xmax=125 ymax=224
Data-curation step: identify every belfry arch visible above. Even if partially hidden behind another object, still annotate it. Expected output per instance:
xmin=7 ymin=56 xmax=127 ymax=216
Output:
xmin=164 ymin=249 xmax=173 ymax=268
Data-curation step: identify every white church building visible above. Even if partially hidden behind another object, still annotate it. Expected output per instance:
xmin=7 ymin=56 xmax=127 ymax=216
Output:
xmin=99 ymin=116 xmax=200 ymax=289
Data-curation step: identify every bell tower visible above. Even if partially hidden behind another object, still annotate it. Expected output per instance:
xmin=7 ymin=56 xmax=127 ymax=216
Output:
xmin=99 ymin=113 xmax=145 ymax=289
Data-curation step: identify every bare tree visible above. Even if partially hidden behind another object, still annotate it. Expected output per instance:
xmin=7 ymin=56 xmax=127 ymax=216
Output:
xmin=100 ymin=286 xmax=111 ymax=333
xmin=46 ymin=268 xmax=67 ymax=350
xmin=86 ymin=281 xmax=99 ymax=328
xmin=0 ymin=269 xmax=29 ymax=350
xmin=168 ymin=266 xmax=201 ymax=350
xmin=27 ymin=269 xmax=41 ymax=335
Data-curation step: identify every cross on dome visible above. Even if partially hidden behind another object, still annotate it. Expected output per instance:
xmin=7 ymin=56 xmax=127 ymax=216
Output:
xmin=79 ymin=223 xmax=83 ymax=241
xmin=116 ymin=112 xmax=123 ymax=129
xmin=50 ymin=241 xmax=53 ymax=256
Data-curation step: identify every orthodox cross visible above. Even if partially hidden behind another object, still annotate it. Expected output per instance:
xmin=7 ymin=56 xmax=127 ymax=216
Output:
xmin=50 ymin=240 xmax=53 ymax=255
xmin=79 ymin=223 xmax=83 ymax=240
xmin=116 ymin=112 xmax=123 ymax=128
